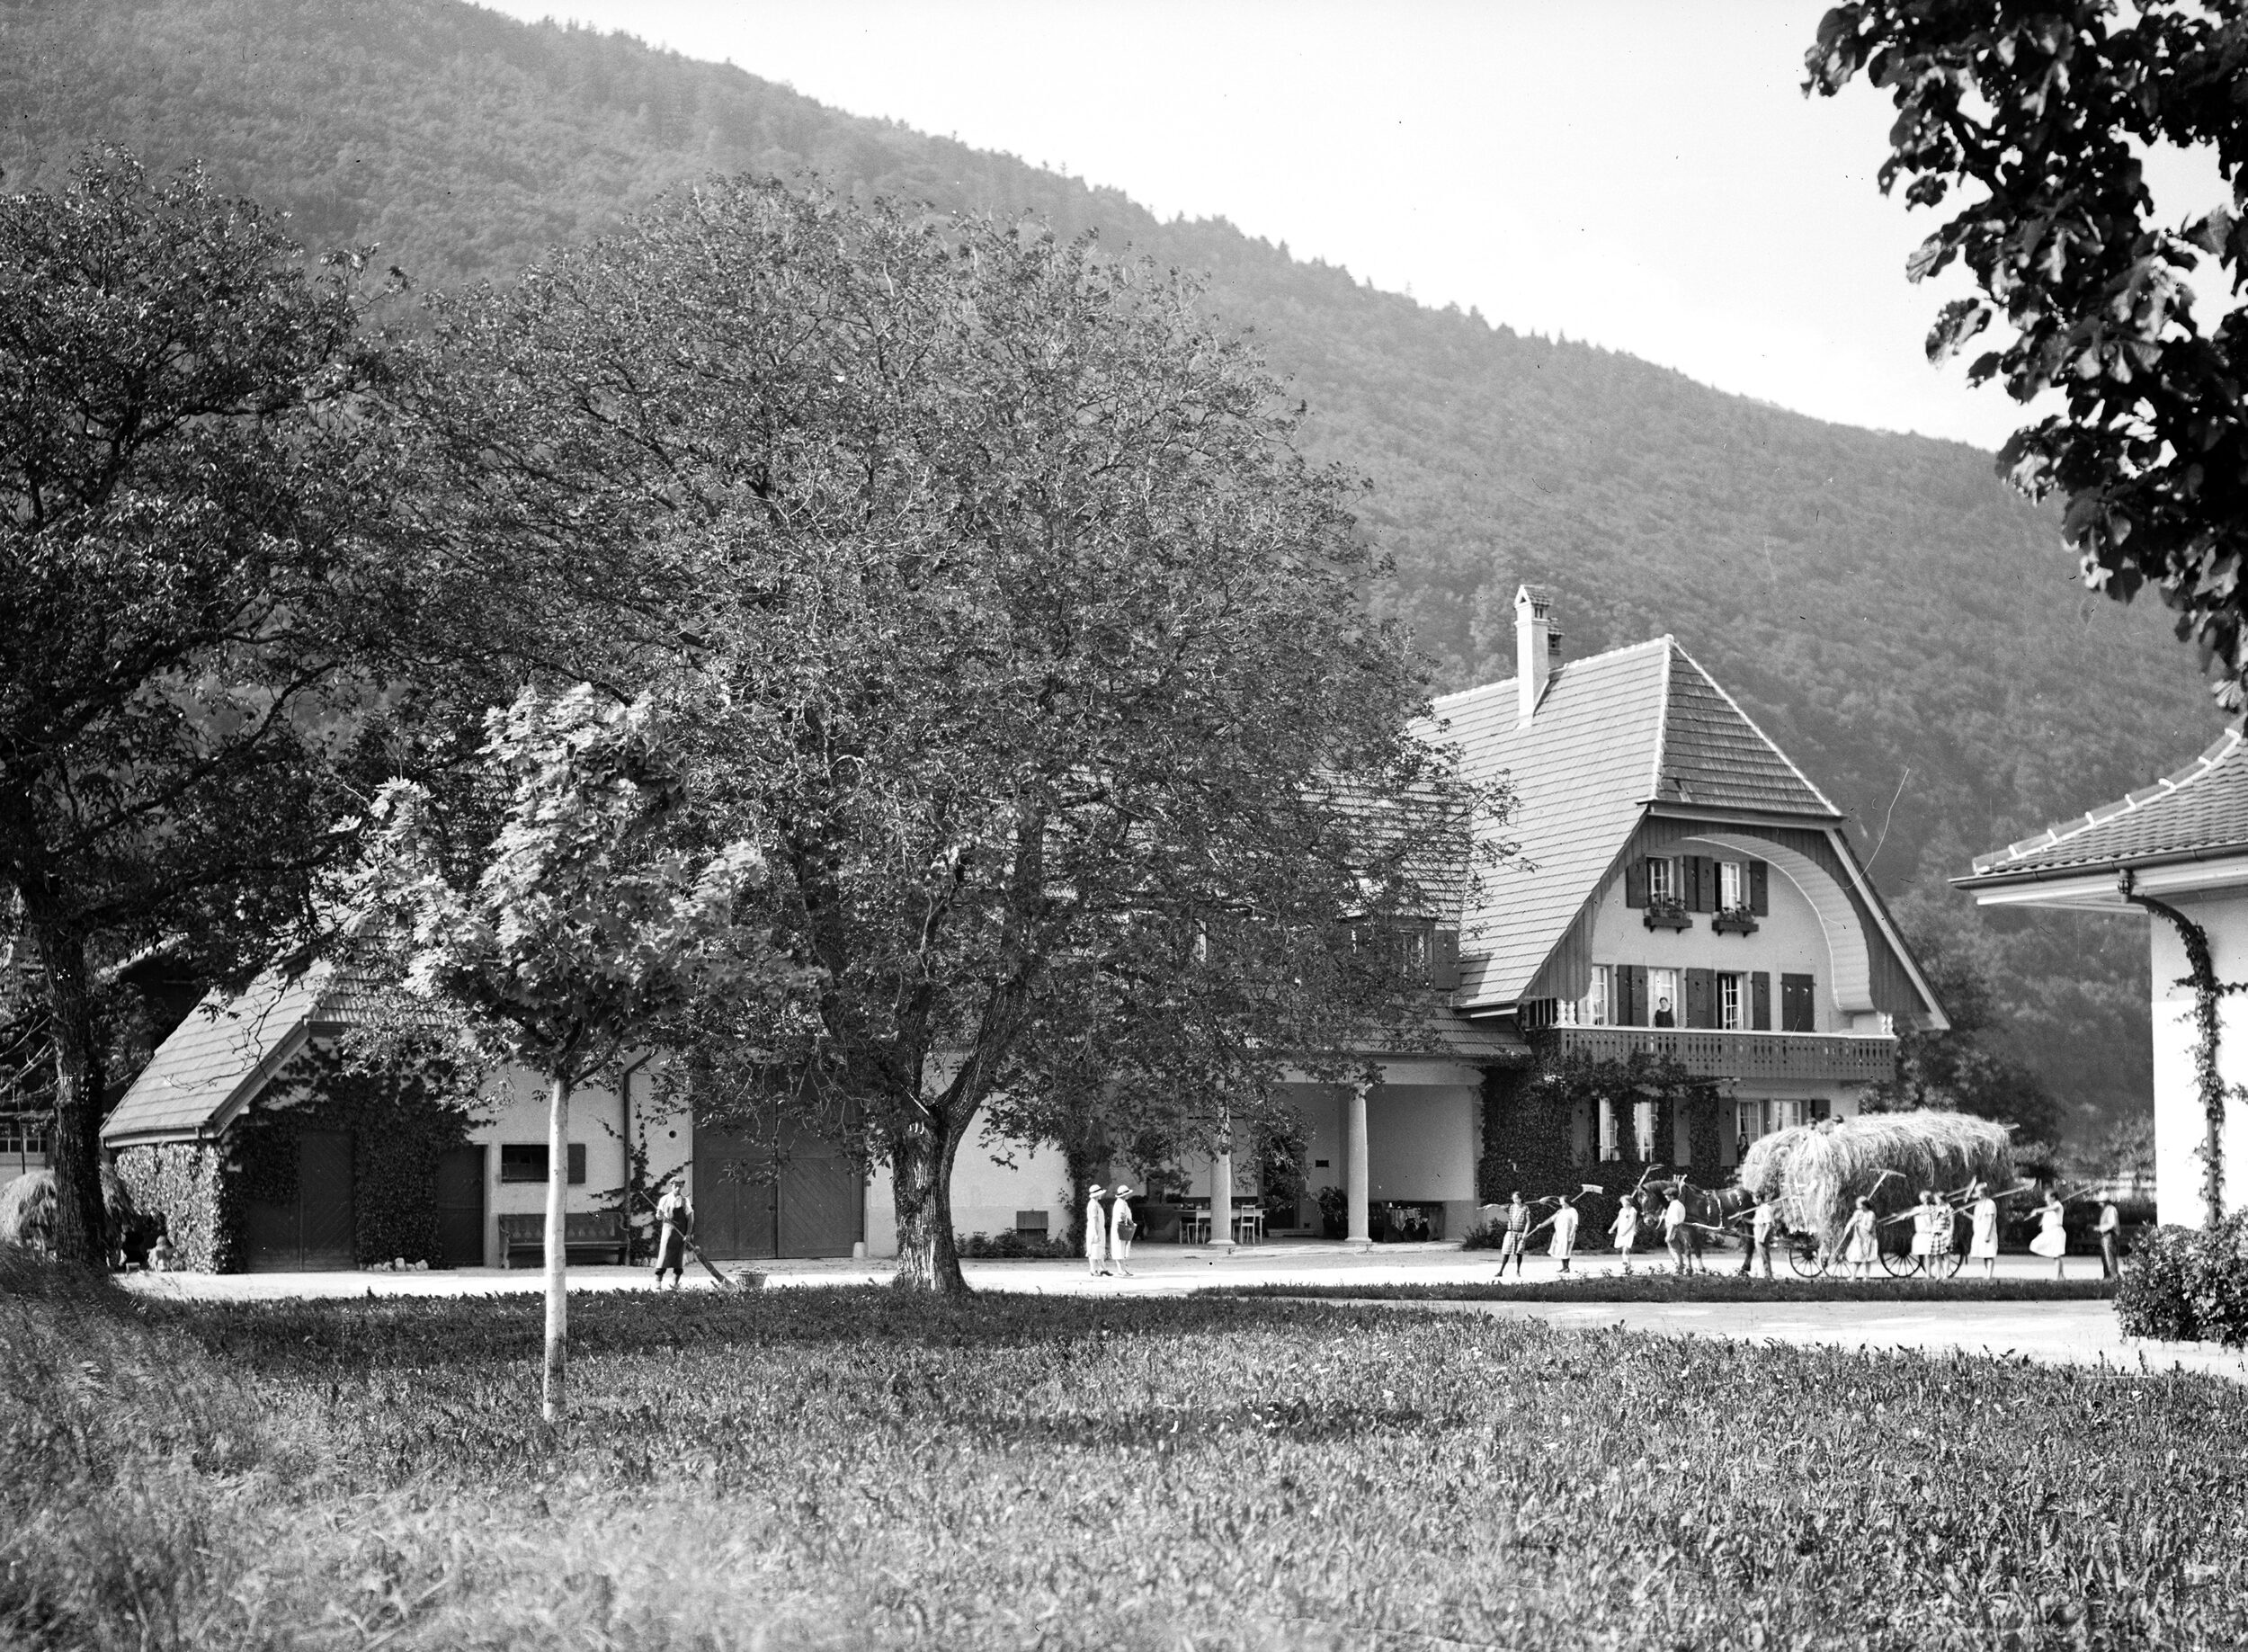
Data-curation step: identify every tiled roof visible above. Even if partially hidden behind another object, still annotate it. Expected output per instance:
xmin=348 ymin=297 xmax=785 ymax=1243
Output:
xmin=1425 ymin=636 xmax=1842 ymax=1009
xmin=1655 ymin=648 xmax=1838 ymax=817
xmin=102 ymin=968 xmax=340 ymax=1145
xmin=1962 ymin=726 xmax=2248 ymax=882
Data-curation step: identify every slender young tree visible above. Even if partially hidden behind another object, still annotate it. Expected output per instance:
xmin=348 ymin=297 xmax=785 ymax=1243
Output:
xmin=0 ymin=150 xmax=405 ymax=1266
xmin=341 ymin=685 xmax=771 ymax=1418
xmin=412 ymin=181 xmax=1500 ymax=1292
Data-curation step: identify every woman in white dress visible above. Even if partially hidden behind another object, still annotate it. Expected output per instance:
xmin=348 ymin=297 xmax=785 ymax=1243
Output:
xmin=1108 ymin=1183 xmax=1137 ymax=1277
xmin=1536 ymin=1193 xmax=1581 ymax=1276
xmin=2028 ymin=1188 xmax=2069 ymax=1279
xmin=1084 ymin=1183 xmax=1111 ymax=1278
xmin=1967 ymin=1182 xmax=2001 ymax=1280
xmin=1608 ymin=1198 xmax=1639 ymax=1273
xmin=1842 ymin=1195 xmax=1880 ymax=1281
xmin=1909 ymin=1192 xmax=1935 ymax=1266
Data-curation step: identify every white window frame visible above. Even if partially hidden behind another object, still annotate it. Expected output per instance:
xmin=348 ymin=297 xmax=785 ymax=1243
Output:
xmin=1718 ymin=860 xmax=1744 ymax=911
xmin=1587 ymin=965 xmax=1610 ymax=1027
xmin=1648 ymin=968 xmax=1680 ymax=1024
xmin=1646 ymin=856 xmax=1677 ymax=904
xmin=1718 ymin=972 xmax=1743 ymax=1031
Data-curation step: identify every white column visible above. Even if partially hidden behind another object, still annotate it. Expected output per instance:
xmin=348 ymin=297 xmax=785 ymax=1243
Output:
xmin=1210 ymin=1139 xmax=1235 ymax=1254
xmin=1346 ymin=1081 xmax=1371 ymax=1250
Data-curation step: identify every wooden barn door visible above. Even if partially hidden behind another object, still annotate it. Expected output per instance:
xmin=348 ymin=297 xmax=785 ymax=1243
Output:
xmin=693 ymin=1121 xmax=861 ymax=1260
xmin=245 ymin=1129 xmax=356 ymax=1271
xmin=433 ymin=1145 xmax=486 ymax=1266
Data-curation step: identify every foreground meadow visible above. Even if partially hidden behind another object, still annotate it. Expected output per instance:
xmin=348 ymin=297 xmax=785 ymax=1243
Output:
xmin=5 ymin=1255 xmax=2245 ymax=1651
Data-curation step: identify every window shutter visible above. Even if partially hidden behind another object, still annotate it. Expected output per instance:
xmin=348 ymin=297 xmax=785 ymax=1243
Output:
xmin=567 ymin=1143 xmax=587 ymax=1185
xmin=1683 ymin=856 xmax=1708 ymax=914
xmin=1625 ymin=860 xmax=1649 ymax=908
xmin=1748 ymin=860 xmax=1769 ymax=915
xmin=1751 ymin=971 xmax=1772 ymax=1031
xmin=1431 ymin=927 xmax=1459 ymax=991
xmin=1624 ymin=964 xmax=1648 ymax=1026
xmin=1684 ymin=968 xmax=1716 ymax=1029
xmin=1781 ymin=973 xmax=1815 ymax=1033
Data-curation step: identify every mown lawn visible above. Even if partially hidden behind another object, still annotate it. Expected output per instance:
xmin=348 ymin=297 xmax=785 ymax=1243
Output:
xmin=1219 ymin=1275 xmax=2119 ymax=1305
xmin=6 ymin=1255 xmax=2245 ymax=1651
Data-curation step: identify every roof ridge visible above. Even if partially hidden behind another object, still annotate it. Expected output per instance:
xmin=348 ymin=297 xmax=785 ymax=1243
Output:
xmin=1429 ymin=634 xmax=1670 ymax=709
xmin=1968 ymin=723 xmax=2247 ymax=874
xmin=1669 ymin=641 xmax=1842 ymax=816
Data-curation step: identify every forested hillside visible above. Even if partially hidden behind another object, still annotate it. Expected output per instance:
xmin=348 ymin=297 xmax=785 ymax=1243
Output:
xmin=0 ymin=0 xmax=2214 ymax=1135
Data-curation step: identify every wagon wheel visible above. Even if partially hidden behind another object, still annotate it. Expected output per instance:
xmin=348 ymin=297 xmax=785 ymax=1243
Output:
xmin=1928 ymin=1212 xmax=1967 ymax=1279
xmin=1880 ymin=1237 xmax=1921 ymax=1278
xmin=1786 ymin=1229 xmax=1828 ymax=1278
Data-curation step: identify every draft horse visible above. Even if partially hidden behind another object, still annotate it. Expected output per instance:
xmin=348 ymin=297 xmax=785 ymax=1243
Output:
xmin=1630 ymin=1172 xmax=1755 ymax=1271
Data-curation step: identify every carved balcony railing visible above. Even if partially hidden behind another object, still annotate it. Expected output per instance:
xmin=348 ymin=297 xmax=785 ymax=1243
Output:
xmin=1530 ymin=1024 xmax=1896 ymax=1082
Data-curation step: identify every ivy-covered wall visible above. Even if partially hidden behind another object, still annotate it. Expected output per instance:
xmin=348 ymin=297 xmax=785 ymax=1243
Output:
xmin=111 ymin=1142 xmax=237 ymax=1272
xmin=234 ymin=1036 xmax=484 ymax=1268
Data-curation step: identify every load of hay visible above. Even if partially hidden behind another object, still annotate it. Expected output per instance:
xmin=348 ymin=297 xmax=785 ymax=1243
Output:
xmin=0 ymin=1168 xmax=58 ymax=1254
xmin=1736 ymin=1111 xmax=2015 ymax=1253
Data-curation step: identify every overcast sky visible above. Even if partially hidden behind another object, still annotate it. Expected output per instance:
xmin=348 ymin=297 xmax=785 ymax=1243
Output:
xmin=479 ymin=0 xmax=2222 ymax=451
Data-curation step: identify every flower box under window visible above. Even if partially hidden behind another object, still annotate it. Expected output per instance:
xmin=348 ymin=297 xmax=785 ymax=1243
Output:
xmin=1710 ymin=909 xmax=1759 ymax=936
xmin=1642 ymin=900 xmax=1692 ymax=933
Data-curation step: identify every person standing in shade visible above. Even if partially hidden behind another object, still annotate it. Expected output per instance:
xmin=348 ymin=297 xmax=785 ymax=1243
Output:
xmin=1608 ymin=1196 xmax=1640 ymax=1273
xmin=1531 ymin=1192 xmax=1581 ymax=1275
xmin=653 ymin=1176 xmax=692 ymax=1291
xmin=2096 ymin=1198 xmax=2122 ymax=1280
xmin=1842 ymin=1194 xmax=1879 ymax=1281
xmin=1495 ymin=1191 xmax=1531 ymax=1281
xmin=2029 ymin=1187 xmax=2069 ymax=1280
xmin=1110 ymin=1183 xmax=1137 ymax=1278
xmin=1967 ymin=1181 xmax=2001 ymax=1281
xmin=1084 ymin=1183 xmax=1111 ymax=1278
xmin=1663 ymin=1185 xmax=1692 ymax=1275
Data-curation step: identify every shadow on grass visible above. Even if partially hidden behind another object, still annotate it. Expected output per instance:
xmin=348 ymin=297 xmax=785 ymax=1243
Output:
xmin=141 ymin=1285 xmax=1380 ymax=1374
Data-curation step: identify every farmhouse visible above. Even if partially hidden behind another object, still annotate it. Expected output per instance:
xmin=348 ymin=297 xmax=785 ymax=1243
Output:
xmin=95 ymin=587 xmax=1943 ymax=1267
xmin=1956 ymin=725 xmax=2248 ymax=1228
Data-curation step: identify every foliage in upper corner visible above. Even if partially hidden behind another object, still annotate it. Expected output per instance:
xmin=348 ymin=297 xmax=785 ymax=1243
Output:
xmin=1808 ymin=1 xmax=2248 ymax=699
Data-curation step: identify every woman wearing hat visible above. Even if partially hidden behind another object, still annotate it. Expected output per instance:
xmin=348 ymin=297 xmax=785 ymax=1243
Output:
xmin=1109 ymin=1183 xmax=1137 ymax=1277
xmin=1084 ymin=1183 xmax=1111 ymax=1278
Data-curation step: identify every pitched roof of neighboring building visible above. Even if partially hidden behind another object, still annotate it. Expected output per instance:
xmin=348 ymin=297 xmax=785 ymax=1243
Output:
xmin=1960 ymin=724 xmax=2248 ymax=885
xmin=103 ymin=968 xmax=345 ymax=1146
xmin=1426 ymin=636 xmax=1844 ymax=1008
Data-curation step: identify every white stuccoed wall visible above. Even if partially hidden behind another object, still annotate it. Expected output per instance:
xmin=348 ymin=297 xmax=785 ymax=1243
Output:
xmin=466 ymin=1062 xmax=690 ymax=1266
xmin=2147 ymin=894 xmax=2248 ymax=1228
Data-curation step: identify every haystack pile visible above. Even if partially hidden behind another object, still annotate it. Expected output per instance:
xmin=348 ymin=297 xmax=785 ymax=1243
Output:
xmin=0 ymin=1168 xmax=57 ymax=1253
xmin=1736 ymin=1111 xmax=2015 ymax=1252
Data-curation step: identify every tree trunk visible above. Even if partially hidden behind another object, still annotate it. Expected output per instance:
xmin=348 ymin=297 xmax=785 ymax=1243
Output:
xmin=542 ymin=1067 xmax=571 ymax=1422
xmin=39 ymin=924 xmax=109 ymax=1270
xmin=890 ymin=1109 xmax=969 ymax=1293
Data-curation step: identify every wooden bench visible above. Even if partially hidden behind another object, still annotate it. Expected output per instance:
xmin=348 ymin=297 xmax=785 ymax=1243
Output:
xmin=497 ymin=1211 xmax=629 ymax=1268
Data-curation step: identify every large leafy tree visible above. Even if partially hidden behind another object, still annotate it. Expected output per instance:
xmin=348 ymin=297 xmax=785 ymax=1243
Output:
xmin=0 ymin=151 xmax=412 ymax=1266
xmin=1807 ymin=2 xmax=2248 ymax=693
xmin=414 ymin=181 xmax=1494 ymax=1292
xmin=342 ymin=685 xmax=770 ymax=1419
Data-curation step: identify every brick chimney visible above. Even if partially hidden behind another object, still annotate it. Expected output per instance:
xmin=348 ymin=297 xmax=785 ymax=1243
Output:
xmin=1515 ymin=585 xmax=1561 ymax=728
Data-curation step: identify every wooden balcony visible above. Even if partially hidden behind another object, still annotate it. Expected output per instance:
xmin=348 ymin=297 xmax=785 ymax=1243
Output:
xmin=1537 ymin=1024 xmax=1896 ymax=1082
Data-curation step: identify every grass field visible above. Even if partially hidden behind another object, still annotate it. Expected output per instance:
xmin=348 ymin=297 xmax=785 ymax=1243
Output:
xmin=7 ymin=1252 xmax=2245 ymax=1650
xmin=1218 ymin=1275 xmax=2120 ymax=1305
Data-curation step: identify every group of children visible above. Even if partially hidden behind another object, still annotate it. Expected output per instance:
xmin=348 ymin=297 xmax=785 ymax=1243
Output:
xmin=1490 ymin=1177 xmax=2112 ymax=1281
